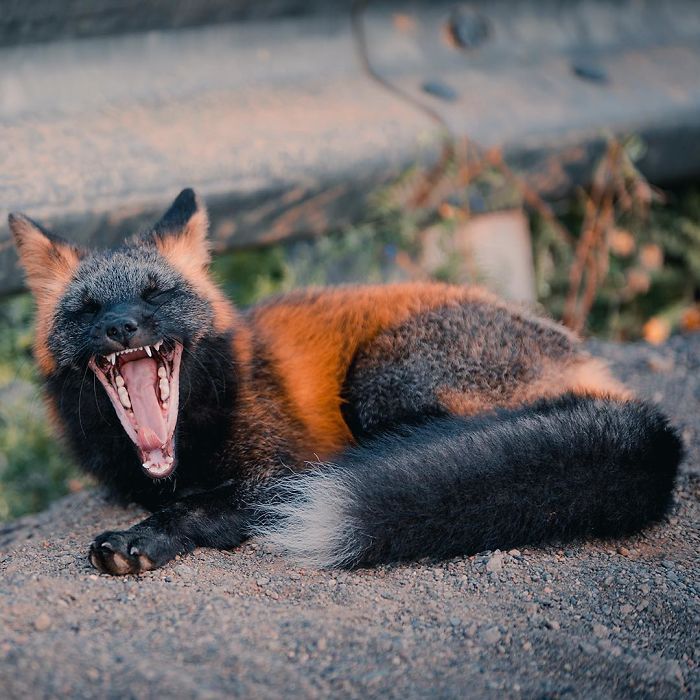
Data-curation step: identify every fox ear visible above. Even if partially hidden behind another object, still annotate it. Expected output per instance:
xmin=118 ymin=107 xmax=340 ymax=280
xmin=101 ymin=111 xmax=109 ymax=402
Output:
xmin=151 ymin=188 xmax=211 ymax=271
xmin=8 ymin=213 xmax=83 ymax=301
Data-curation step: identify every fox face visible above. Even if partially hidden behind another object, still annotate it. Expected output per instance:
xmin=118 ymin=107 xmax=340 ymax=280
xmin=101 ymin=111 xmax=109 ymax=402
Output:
xmin=10 ymin=189 xmax=235 ymax=483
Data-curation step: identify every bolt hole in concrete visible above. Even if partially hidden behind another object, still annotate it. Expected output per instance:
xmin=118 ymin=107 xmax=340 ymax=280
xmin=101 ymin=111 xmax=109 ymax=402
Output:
xmin=445 ymin=5 xmax=491 ymax=50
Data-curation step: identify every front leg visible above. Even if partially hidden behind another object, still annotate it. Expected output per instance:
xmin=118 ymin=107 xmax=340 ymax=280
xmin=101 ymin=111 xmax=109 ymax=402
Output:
xmin=89 ymin=482 xmax=253 ymax=575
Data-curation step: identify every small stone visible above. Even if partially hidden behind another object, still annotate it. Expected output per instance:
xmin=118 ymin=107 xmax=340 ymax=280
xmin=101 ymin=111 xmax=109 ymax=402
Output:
xmin=507 ymin=549 xmax=521 ymax=557
xmin=486 ymin=552 xmax=504 ymax=573
xmin=34 ymin=613 xmax=52 ymax=631
xmin=289 ymin=573 xmax=301 ymax=581
xmin=620 ymin=604 xmax=634 ymax=615
xmin=647 ymin=355 xmax=674 ymax=373
xmin=522 ymin=641 xmax=533 ymax=652
xmin=592 ymin=624 xmax=609 ymax=638
xmin=317 ymin=638 xmax=328 ymax=652
xmin=175 ymin=564 xmax=194 ymax=577
xmin=256 ymin=577 xmax=270 ymax=587
xmin=617 ymin=546 xmax=630 ymax=557
xmin=544 ymin=619 xmax=560 ymax=631
xmin=480 ymin=627 xmax=501 ymax=645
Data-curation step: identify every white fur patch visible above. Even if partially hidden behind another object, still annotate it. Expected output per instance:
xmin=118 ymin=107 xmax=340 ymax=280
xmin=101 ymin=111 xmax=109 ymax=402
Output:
xmin=251 ymin=468 xmax=365 ymax=569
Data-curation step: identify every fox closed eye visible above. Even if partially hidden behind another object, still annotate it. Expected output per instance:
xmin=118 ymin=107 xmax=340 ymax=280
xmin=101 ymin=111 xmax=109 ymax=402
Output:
xmin=81 ymin=298 xmax=101 ymax=317
xmin=142 ymin=286 xmax=177 ymax=304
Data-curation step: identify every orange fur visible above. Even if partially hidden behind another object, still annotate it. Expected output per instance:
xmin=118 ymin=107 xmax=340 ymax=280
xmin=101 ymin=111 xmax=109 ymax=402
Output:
xmin=154 ymin=206 xmax=237 ymax=334
xmin=9 ymin=215 xmax=82 ymax=374
xmin=438 ymin=357 xmax=631 ymax=417
xmin=248 ymin=283 xmax=500 ymax=457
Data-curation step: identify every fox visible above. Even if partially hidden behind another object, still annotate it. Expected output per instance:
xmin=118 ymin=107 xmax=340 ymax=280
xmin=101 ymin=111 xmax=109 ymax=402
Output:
xmin=8 ymin=188 xmax=683 ymax=575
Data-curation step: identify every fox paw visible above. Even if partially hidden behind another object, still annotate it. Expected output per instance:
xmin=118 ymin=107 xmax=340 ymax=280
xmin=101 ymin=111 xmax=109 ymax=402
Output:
xmin=89 ymin=528 xmax=180 ymax=575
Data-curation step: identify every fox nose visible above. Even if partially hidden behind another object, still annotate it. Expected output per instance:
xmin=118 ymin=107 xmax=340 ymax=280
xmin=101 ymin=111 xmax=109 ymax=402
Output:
xmin=104 ymin=316 xmax=139 ymax=346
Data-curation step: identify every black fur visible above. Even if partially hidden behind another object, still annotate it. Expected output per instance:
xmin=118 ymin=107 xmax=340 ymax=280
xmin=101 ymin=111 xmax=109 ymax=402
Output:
xmin=267 ymin=394 xmax=683 ymax=567
xmin=151 ymin=187 xmax=199 ymax=237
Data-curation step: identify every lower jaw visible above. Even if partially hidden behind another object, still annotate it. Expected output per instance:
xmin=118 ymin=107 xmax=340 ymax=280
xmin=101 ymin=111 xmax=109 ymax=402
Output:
xmin=139 ymin=450 xmax=176 ymax=479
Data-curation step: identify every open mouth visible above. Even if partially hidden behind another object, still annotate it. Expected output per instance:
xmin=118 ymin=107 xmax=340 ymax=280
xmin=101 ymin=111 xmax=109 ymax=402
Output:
xmin=89 ymin=340 xmax=183 ymax=479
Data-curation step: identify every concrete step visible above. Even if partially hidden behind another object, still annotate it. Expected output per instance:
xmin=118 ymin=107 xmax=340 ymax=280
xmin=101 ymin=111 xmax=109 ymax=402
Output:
xmin=2 ymin=0 xmax=700 ymax=294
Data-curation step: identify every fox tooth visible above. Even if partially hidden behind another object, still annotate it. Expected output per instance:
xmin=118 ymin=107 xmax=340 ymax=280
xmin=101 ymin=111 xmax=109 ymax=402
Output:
xmin=118 ymin=386 xmax=131 ymax=409
xmin=159 ymin=378 xmax=170 ymax=401
xmin=145 ymin=346 xmax=152 ymax=357
xmin=115 ymin=375 xmax=125 ymax=388
xmin=154 ymin=340 xmax=163 ymax=351
xmin=158 ymin=366 xmax=167 ymax=379
xmin=108 ymin=353 xmax=116 ymax=365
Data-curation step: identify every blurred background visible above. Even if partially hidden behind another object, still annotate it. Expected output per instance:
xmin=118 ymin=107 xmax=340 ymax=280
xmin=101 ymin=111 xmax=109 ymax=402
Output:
xmin=1 ymin=0 xmax=700 ymax=519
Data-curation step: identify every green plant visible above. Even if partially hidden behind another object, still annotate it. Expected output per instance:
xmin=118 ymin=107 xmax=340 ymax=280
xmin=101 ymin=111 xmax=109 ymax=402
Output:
xmin=0 ymin=296 xmax=82 ymax=520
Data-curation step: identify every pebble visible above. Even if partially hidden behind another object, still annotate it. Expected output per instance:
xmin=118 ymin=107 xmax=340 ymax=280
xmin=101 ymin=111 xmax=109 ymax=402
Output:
xmin=592 ymin=624 xmax=609 ymax=638
xmin=34 ymin=613 xmax=52 ymax=631
xmin=544 ymin=619 xmax=560 ymax=631
xmin=480 ymin=627 xmax=501 ymax=645
xmin=486 ymin=552 xmax=504 ymax=573
xmin=647 ymin=355 xmax=674 ymax=373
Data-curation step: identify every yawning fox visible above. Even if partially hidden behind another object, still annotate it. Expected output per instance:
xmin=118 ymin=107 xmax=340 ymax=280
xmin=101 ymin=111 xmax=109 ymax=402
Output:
xmin=9 ymin=189 xmax=682 ymax=575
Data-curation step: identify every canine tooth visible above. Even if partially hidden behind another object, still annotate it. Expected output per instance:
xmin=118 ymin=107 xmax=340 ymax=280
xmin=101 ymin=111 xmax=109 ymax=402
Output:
xmin=154 ymin=340 xmax=163 ymax=351
xmin=115 ymin=375 xmax=125 ymax=388
xmin=159 ymin=378 xmax=170 ymax=400
xmin=145 ymin=346 xmax=152 ymax=357
xmin=166 ymin=456 xmax=174 ymax=463
xmin=108 ymin=353 xmax=116 ymax=365
xmin=157 ymin=366 xmax=167 ymax=379
xmin=118 ymin=386 xmax=131 ymax=409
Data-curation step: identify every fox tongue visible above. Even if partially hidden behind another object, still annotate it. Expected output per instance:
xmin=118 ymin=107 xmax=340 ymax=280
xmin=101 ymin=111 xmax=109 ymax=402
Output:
xmin=120 ymin=357 xmax=167 ymax=450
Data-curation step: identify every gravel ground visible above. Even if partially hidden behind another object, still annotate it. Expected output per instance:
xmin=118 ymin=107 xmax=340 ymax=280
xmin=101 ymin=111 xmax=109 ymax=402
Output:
xmin=1 ymin=336 xmax=698 ymax=699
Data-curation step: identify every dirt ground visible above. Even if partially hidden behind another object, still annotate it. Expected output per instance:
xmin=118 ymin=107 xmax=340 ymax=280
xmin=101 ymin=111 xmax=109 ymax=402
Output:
xmin=1 ymin=336 xmax=698 ymax=699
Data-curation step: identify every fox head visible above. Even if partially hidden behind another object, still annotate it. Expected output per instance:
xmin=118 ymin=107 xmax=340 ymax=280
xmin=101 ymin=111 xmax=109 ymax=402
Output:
xmin=9 ymin=189 xmax=237 ymax=482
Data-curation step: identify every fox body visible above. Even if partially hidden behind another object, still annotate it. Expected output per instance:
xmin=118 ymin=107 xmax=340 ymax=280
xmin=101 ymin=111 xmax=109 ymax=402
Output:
xmin=10 ymin=189 xmax=682 ymax=575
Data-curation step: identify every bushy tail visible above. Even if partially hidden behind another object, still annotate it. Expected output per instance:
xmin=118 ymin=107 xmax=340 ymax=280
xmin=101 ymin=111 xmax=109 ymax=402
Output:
xmin=254 ymin=394 xmax=683 ymax=568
